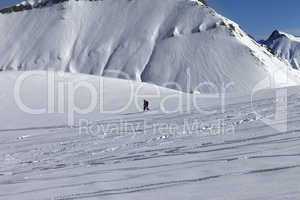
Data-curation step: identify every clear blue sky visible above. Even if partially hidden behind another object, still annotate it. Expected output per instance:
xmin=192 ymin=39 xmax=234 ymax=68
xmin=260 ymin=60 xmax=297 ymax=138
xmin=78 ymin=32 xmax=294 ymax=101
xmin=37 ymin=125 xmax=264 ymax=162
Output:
xmin=209 ymin=0 xmax=300 ymax=39
xmin=1 ymin=0 xmax=299 ymax=39
xmin=0 ymin=0 xmax=20 ymax=8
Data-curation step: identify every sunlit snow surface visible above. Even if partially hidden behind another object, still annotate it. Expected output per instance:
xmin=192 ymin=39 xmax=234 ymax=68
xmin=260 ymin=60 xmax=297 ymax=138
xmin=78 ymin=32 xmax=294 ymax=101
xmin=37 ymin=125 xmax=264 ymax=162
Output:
xmin=1 ymin=0 xmax=300 ymax=93
xmin=0 ymin=72 xmax=300 ymax=199
xmin=262 ymin=30 xmax=300 ymax=70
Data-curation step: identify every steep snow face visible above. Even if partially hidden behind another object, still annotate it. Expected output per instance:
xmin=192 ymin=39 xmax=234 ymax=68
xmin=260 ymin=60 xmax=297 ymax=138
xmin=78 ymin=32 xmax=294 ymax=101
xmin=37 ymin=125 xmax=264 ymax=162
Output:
xmin=262 ymin=30 xmax=300 ymax=70
xmin=0 ymin=0 xmax=299 ymax=93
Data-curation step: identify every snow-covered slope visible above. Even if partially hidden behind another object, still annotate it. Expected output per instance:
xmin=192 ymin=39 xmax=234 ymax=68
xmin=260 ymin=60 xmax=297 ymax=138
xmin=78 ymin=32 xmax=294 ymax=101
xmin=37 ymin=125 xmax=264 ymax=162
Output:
xmin=261 ymin=30 xmax=300 ymax=70
xmin=0 ymin=71 xmax=190 ymax=129
xmin=0 ymin=0 xmax=299 ymax=93
xmin=1 ymin=71 xmax=300 ymax=200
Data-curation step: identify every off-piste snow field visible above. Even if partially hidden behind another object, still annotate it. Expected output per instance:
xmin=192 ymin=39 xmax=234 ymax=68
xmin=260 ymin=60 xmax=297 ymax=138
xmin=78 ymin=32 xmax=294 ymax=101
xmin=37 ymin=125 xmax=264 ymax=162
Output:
xmin=0 ymin=71 xmax=300 ymax=200
xmin=0 ymin=0 xmax=300 ymax=199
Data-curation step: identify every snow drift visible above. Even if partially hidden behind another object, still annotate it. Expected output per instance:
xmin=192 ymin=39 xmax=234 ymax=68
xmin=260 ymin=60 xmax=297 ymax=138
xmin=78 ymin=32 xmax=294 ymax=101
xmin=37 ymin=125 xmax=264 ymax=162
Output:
xmin=0 ymin=0 xmax=299 ymax=93
xmin=262 ymin=30 xmax=300 ymax=70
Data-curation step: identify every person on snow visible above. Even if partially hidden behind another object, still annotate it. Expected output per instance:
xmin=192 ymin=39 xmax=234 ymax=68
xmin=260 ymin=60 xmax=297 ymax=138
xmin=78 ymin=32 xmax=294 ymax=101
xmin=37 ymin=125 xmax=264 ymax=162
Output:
xmin=143 ymin=99 xmax=150 ymax=112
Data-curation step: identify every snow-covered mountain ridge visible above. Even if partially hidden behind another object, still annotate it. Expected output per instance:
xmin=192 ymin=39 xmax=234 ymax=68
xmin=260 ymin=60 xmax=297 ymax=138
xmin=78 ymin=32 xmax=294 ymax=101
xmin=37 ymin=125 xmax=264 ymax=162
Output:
xmin=0 ymin=0 xmax=67 ymax=13
xmin=0 ymin=0 xmax=299 ymax=93
xmin=261 ymin=30 xmax=300 ymax=70
xmin=0 ymin=0 xmax=206 ymax=13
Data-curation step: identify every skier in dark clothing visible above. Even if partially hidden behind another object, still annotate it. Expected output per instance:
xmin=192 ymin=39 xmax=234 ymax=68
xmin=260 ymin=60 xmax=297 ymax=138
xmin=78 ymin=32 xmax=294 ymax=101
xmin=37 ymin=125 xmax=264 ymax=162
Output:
xmin=143 ymin=99 xmax=150 ymax=112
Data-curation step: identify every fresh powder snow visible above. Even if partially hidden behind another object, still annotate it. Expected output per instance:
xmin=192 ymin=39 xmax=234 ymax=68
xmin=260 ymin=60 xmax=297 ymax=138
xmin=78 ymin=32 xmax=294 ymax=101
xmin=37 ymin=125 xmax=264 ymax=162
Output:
xmin=0 ymin=71 xmax=300 ymax=199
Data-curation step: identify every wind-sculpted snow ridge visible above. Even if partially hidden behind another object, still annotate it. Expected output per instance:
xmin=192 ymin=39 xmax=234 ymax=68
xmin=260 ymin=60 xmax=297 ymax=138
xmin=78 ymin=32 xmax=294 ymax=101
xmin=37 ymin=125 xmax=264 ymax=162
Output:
xmin=0 ymin=0 xmax=299 ymax=93
xmin=262 ymin=30 xmax=300 ymax=70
